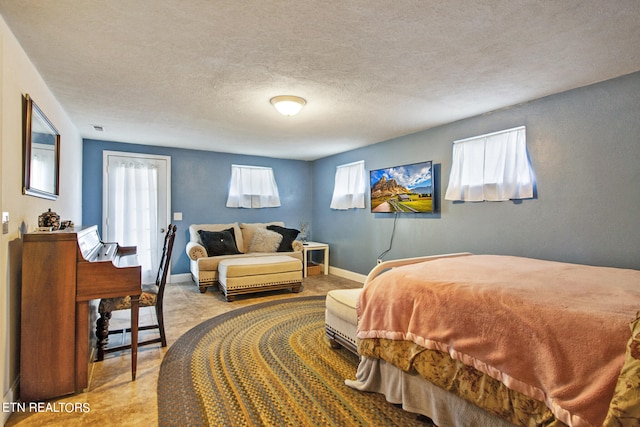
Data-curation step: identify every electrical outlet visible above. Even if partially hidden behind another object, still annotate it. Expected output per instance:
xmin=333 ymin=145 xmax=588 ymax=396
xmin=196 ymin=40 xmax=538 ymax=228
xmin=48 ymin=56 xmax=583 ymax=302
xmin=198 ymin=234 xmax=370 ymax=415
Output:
xmin=2 ymin=212 xmax=9 ymax=235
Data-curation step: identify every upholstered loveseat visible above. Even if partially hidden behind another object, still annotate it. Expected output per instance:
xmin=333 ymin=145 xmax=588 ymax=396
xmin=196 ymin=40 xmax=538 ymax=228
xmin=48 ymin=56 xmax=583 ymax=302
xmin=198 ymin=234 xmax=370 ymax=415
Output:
xmin=187 ymin=222 xmax=303 ymax=293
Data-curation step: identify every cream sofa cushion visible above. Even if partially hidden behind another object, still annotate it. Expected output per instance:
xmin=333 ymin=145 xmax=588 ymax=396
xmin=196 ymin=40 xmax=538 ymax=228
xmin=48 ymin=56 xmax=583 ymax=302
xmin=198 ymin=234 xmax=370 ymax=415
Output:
xmin=218 ymin=255 xmax=301 ymax=278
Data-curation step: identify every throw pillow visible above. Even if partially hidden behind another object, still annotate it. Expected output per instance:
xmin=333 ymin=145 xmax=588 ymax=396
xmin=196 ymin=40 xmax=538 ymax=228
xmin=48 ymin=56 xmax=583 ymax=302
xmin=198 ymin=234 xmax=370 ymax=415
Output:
xmin=198 ymin=228 xmax=241 ymax=256
xmin=248 ymin=228 xmax=283 ymax=253
xmin=267 ymin=225 xmax=300 ymax=252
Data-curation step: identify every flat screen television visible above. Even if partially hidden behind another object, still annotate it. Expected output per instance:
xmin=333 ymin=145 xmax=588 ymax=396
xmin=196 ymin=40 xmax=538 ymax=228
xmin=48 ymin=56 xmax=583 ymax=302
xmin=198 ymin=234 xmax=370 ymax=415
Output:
xmin=370 ymin=160 xmax=434 ymax=213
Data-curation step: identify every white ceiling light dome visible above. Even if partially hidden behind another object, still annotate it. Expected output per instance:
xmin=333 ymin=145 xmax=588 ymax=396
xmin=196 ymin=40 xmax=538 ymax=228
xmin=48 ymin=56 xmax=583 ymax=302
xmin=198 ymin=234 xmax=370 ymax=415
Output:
xmin=270 ymin=95 xmax=306 ymax=116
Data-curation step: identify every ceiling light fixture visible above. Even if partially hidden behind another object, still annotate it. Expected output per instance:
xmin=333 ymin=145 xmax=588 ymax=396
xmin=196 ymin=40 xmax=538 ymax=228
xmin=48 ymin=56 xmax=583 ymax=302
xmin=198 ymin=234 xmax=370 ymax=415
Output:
xmin=270 ymin=95 xmax=306 ymax=116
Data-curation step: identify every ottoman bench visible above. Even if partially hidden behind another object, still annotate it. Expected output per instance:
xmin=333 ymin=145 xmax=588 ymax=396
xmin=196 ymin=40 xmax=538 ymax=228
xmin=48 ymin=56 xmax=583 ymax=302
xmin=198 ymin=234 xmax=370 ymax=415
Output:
xmin=217 ymin=255 xmax=303 ymax=301
xmin=325 ymin=288 xmax=361 ymax=355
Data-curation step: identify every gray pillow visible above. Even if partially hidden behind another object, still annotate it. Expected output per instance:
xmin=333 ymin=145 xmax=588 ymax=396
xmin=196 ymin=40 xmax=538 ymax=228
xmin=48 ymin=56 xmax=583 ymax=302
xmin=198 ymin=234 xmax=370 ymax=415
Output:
xmin=248 ymin=228 xmax=283 ymax=253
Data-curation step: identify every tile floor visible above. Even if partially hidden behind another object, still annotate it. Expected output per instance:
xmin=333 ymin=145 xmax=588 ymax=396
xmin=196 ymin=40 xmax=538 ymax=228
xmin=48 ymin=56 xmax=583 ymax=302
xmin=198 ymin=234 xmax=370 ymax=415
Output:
xmin=5 ymin=275 xmax=362 ymax=426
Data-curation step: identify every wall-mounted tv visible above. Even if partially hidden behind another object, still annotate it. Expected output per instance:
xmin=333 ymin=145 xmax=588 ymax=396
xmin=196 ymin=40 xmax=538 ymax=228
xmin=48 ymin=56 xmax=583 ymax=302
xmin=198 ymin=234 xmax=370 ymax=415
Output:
xmin=370 ymin=161 xmax=434 ymax=213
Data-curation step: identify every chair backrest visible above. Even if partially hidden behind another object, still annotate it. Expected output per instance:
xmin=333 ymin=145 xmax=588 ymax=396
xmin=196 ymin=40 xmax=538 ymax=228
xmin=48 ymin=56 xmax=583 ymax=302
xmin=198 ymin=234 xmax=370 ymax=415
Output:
xmin=155 ymin=224 xmax=177 ymax=300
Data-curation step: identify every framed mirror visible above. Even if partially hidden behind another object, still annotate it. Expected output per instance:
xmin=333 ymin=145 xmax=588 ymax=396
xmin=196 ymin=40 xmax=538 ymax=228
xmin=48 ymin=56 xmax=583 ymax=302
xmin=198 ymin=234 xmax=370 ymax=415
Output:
xmin=23 ymin=94 xmax=60 ymax=200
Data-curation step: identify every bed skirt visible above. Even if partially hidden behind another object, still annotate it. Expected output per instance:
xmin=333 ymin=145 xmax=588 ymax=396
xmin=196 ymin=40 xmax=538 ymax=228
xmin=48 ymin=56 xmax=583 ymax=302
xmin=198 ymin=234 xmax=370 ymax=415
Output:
xmin=346 ymin=357 xmax=516 ymax=427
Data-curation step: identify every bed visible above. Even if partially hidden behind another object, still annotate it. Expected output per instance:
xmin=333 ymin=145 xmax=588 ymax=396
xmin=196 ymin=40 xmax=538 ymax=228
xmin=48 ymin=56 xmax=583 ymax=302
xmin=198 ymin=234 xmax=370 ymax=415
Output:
xmin=345 ymin=253 xmax=640 ymax=427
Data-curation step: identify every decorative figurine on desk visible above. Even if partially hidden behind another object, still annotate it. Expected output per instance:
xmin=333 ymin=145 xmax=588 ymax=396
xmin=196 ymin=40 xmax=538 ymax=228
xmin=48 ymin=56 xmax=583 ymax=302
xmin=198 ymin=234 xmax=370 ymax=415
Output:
xmin=299 ymin=221 xmax=309 ymax=244
xmin=38 ymin=208 xmax=60 ymax=230
xmin=59 ymin=220 xmax=74 ymax=230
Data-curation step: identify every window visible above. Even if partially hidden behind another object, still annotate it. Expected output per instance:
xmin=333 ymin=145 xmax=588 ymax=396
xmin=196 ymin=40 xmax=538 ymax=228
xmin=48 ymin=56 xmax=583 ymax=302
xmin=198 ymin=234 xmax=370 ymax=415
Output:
xmin=445 ymin=126 xmax=534 ymax=201
xmin=330 ymin=160 xmax=366 ymax=210
xmin=226 ymin=165 xmax=281 ymax=208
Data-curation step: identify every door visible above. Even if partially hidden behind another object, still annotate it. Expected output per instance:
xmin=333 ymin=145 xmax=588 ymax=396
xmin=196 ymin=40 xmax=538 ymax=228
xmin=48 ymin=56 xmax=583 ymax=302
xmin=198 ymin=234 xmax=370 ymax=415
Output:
xmin=103 ymin=151 xmax=171 ymax=283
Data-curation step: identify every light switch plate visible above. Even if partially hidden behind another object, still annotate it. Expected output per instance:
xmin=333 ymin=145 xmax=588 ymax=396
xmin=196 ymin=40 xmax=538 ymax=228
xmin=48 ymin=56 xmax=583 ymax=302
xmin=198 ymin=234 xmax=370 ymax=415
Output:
xmin=173 ymin=212 xmax=183 ymax=221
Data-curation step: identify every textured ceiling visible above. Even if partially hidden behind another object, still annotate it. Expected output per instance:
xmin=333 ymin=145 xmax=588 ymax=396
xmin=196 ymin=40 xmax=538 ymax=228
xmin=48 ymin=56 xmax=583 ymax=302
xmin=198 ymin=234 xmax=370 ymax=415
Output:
xmin=1 ymin=1 xmax=640 ymax=160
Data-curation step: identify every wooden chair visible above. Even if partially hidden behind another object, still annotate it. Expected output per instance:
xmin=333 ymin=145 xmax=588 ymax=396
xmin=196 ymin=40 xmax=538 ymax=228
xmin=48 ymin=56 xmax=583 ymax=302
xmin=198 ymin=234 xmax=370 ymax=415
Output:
xmin=96 ymin=224 xmax=177 ymax=361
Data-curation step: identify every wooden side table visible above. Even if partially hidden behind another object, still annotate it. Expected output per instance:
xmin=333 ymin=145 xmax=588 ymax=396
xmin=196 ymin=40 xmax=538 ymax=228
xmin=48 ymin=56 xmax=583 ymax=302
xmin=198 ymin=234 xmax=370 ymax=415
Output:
xmin=302 ymin=241 xmax=329 ymax=277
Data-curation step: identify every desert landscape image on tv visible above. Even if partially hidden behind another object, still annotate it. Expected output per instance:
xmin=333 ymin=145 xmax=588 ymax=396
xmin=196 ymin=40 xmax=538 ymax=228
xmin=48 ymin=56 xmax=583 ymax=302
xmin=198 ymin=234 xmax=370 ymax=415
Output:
xmin=370 ymin=161 xmax=433 ymax=213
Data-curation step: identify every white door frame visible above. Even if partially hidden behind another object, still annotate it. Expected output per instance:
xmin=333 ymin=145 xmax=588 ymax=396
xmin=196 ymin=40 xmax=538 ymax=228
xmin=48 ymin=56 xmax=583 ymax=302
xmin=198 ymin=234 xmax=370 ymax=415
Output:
xmin=102 ymin=150 xmax=172 ymax=275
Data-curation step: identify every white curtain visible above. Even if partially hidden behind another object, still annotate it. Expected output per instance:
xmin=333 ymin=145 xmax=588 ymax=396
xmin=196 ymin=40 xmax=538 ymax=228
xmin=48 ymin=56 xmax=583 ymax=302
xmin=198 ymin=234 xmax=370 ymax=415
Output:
xmin=445 ymin=126 xmax=534 ymax=201
xmin=330 ymin=160 xmax=366 ymax=210
xmin=226 ymin=165 xmax=281 ymax=208
xmin=107 ymin=160 xmax=159 ymax=283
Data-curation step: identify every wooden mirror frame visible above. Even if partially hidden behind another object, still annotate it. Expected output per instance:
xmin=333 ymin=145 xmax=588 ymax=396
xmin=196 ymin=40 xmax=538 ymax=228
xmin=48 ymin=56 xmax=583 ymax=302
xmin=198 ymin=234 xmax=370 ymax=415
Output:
xmin=23 ymin=94 xmax=60 ymax=200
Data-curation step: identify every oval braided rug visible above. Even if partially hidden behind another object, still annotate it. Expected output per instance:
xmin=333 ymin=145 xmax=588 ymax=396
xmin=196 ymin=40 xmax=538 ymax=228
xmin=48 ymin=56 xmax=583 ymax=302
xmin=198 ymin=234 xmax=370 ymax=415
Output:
xmin=157 ymin=296 xmax=429 ymax=426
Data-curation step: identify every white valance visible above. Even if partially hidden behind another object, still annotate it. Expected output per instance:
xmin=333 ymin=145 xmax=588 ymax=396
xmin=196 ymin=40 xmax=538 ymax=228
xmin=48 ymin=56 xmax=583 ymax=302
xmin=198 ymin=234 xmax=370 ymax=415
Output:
xmin=226 ymin=165 xmax=281 ymax=208
xmin=445 ymin=126 xmax=534 ymax=202
xmin=330 ymin=160 xmax=366 ymax=210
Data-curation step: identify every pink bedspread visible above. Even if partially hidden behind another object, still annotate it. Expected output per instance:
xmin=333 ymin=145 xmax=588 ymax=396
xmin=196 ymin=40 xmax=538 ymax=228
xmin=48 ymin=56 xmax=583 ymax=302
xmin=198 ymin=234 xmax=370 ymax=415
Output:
xmin=357 ymin=255 xmax=640 ymax=427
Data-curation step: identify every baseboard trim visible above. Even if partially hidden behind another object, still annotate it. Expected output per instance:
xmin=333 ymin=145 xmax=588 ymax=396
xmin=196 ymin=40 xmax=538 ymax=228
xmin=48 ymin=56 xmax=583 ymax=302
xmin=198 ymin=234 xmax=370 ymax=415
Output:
xmin=170 ymin=273 xmax=192 ymax=283
xmin=172 ymin=269 xmax=365 ymax=284
xmin=328 ymin=266 xmax=366 ymax=283
xmin=3 ymin=375 xmax=19 ymax=423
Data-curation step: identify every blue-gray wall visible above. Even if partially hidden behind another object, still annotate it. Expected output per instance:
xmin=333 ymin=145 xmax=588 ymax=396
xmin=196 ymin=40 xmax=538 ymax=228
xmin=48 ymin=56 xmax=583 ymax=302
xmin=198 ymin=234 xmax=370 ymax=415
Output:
xmin=312 ymin=71 xmax=640 ymax=275
xmin=83 ymin=71 xmax=640 ymax=278
xmin=82 ymin=140 xmax=313 ymax=274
